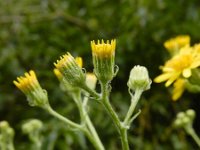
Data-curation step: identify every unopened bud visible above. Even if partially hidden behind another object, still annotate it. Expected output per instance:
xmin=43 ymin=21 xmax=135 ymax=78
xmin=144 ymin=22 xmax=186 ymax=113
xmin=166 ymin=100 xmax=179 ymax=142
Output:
xmin=127 ymin=65 xmax=151 ymax=91
xmin=186 ymin=109 xmax=196 ymax=121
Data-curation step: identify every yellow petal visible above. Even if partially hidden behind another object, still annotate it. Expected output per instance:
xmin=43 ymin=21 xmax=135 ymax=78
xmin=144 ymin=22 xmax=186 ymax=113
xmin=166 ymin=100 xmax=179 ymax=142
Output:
xmin=172 ymin=79 xmax=185 ymax=101
xmin=165 ymin=73 xmax=180 ymax=87
xmin=75 ymin=57 xmax=83 ymax=68
xmin=154 ymin=73 xmax=172 ymax=83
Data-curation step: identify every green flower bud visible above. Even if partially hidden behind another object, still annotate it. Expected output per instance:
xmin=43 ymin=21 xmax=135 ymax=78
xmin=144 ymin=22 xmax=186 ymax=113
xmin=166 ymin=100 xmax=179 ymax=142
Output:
xmin=0 ymin=121 xmax=9 ymax=130
xmin=0 ymin=121 xmax=15 ymax=150
xmin=0 ymin=121 xmax=15 ymax=137
xmin=186 ymin=109 xmax=196 ymax=121
xmin=22 ymin=119 xmax=43 ymax=134
xmin=174 ymin=118 xmax=183 ymax=128
xmin=127 ymin=65 xmax=151 ymax=91
xmin=182 ymin=116 xmax=190 ymax=125
xmin=177 ymin=112 xmax=185 ymax=119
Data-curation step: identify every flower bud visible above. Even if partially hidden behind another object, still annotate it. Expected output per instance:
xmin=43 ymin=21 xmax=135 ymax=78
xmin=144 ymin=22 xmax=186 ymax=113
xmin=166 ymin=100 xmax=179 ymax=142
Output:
xmin=174 ymin=118 xmax=182 ymax=127
xmin=54 ymin=53 xmax=86 ymax=86
xmin=54 ymin=57 xmax=85 ymax=94
xmin=0 ymin=121 xmax=15 ymax=147
xmin=91 ymin=39 xmax=116 ymax=83
xmin=127 ymin=65 xmax=151 ymax=91
xmin=0 ymin=121 xmax=15 ymax=137
xmin=186 ymin=109 xmax=196 ymax=121
xmin=13 ymin=70 xmax=49 ymax=108
xmin=177 ymin=112 xmax=185 ymax=119
xmin=86 ymin=73 xmax=97 ymax=90
xmin=22 ymin=119 xmax=43 ymax=134
xmin=182 ymin=116 xmax=190 ymax=125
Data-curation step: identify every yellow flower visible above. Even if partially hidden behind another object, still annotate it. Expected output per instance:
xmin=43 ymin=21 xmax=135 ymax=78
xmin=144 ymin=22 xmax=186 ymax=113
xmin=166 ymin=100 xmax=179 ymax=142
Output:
xmin=13 ymin=70 xmax=48 ymax=107
xmin=54 ymin=52 xmax=75 ymax=71
xmin=54 ymin=57 xmax=83 ymax=81
xmin=54 ymin=53 xmax=85 ymax=86
xmin=154 ymin=46 xmax=200 ymax=87
xmin=172 ymin=78 xmax=185 ymax=101
xmin=13 ymin=70 xmax=40 ymax=94
xmin=91 ymin=39 xmax=116 ymax=58
xmin=164 ymin=35 xmax=190 ymax=53
xmin=91 ymin=39 xmax=116 ymax=83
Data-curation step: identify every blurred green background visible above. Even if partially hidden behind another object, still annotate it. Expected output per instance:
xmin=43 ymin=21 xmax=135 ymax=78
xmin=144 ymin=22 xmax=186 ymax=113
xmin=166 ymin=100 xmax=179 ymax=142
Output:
xmin=0 ymin=0 xmax=200 ymax=149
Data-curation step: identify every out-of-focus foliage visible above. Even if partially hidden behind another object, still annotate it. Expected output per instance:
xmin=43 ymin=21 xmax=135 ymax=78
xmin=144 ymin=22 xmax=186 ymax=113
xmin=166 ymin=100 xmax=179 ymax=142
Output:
xmin=0 ymin=0 xmax=200 ymax=149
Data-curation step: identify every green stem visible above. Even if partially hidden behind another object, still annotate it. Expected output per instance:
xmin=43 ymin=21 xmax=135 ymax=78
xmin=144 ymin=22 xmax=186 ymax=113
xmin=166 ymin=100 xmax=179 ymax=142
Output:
xmin=100 ymin=82 xmax=129 ymax=150
xmin=46 ymin=105 xmax=104 ymax=149
xmin=185 ymin=126 xmax=200 ymax=148
xmin=46 ymin=106 xmax=83 ymax=130
xmin=121 ymin=128 xmax=129 ymax=150
xmin=31 ymin=131 xmax=42 ymax=150
xmin=80 ymin=83 xmax=100 ymax=100
xmin=83 ymin=129 xmax=103 ymax=150
xmin=123 ymin=90 xmax=142 ymax=126
xmin=73 ymin=92 xmax=105 ymax=150
xmin=72 ymin=92 xmax=85 ymax=124
xmin=85 ymin=110 xmax=105 ymax=150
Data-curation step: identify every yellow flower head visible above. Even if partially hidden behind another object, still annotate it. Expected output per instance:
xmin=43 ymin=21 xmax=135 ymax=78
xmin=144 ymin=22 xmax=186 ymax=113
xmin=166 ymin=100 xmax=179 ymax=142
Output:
xmin=13 ymin=70 xmax=48 ymax=107
xmin=13 ymin=70 xmax=40 ymax=94
xmin=54 ymin=57 xmax=83 ymax=81
xmin=91 ymin=39 xmax=116 ymax=58
xmin=54 ymin=52 xmax=75 ymax=70
xmin=154 ymin=46 xmax=200 ymax=87
xmin=164 ymin=35 xmax=190 ymax=53
xmin=172 ymin=78 xmax=185 ymax=101
xmin=54 ymin=53 xmax=85 ymax=86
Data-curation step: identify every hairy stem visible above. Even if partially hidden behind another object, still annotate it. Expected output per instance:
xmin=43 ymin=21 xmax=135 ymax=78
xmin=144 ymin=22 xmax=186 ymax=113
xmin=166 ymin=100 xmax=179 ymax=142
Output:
xmin=100 ymin=82 xmax=129 ymax=150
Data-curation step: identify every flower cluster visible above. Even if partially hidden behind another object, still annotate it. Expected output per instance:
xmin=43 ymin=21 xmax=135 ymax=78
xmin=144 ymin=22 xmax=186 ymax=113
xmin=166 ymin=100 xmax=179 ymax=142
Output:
xmin=13 ymin=39 xmax=151 ymax=150
xmin=154 ymin=35 xmax=200 ymax=101
xmin=174 ymin=109 xmax=195 ymax=128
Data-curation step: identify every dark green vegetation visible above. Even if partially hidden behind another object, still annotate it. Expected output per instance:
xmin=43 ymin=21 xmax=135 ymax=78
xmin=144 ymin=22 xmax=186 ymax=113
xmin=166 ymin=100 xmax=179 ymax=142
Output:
xmin=0 ymin=0 xmax=200 ymax=149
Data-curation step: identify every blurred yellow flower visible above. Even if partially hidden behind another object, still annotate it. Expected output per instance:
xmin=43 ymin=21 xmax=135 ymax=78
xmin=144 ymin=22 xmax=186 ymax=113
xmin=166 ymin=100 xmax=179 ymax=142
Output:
xmin=172 ymin=78 xmax=186 ymax=101
xmin=164 ymin=35 xmax=190 ymax=53
xmin=91 ymin=39 xmax=116 ymax=58
xmin=154 ymin=46 xmax=200 ymax=87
